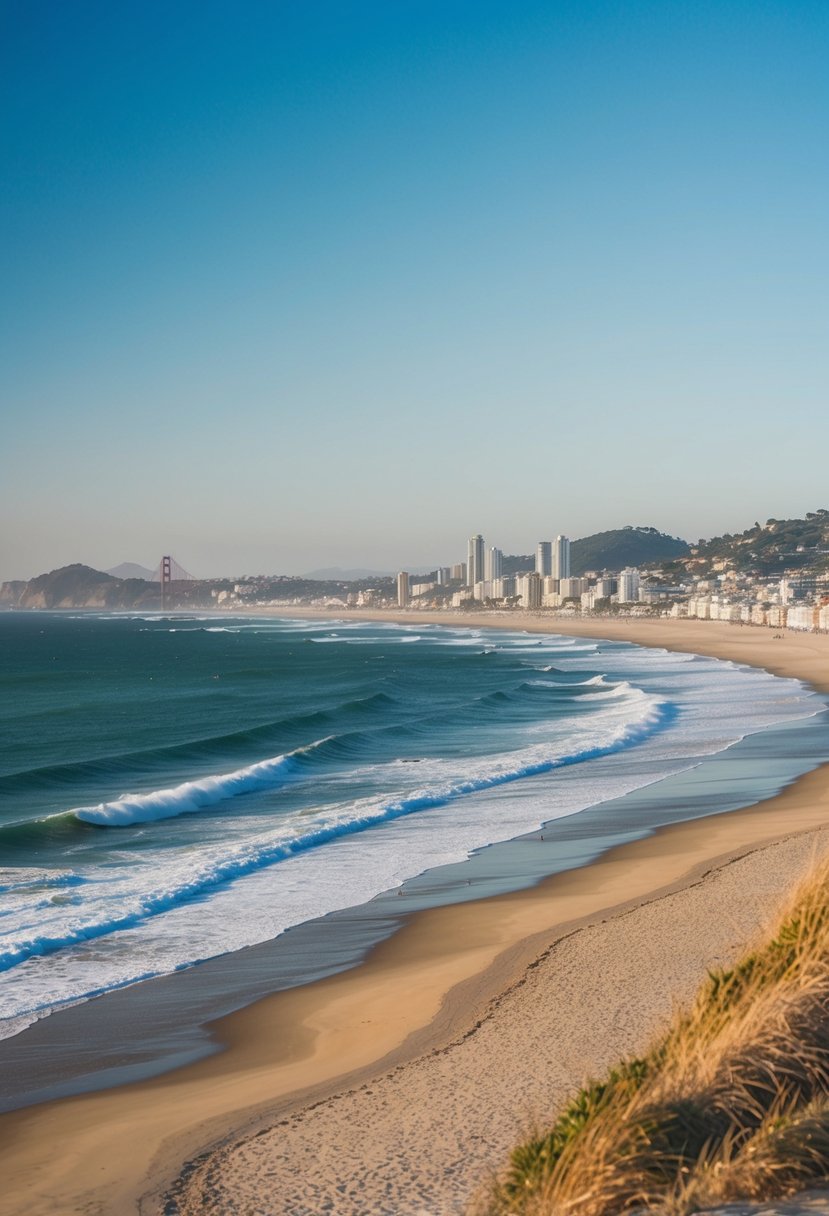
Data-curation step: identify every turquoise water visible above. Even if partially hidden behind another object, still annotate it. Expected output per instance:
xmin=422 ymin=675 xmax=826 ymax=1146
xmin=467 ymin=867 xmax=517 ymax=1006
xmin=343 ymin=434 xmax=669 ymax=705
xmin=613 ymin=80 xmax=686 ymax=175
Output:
xmin=0 ymin=611 xmax=822 ymax=1047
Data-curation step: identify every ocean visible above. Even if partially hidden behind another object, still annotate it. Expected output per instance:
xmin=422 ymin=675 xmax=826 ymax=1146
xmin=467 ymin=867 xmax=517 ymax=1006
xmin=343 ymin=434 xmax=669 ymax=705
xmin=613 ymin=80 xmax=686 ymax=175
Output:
xmin=0 ymin=611 xmax=826 ymax=1094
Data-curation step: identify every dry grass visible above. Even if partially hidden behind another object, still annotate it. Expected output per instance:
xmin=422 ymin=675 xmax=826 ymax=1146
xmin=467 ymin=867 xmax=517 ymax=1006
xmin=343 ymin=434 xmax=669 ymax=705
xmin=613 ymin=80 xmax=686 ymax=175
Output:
xmin=480 ymin=857 xmax=829 ymax=1216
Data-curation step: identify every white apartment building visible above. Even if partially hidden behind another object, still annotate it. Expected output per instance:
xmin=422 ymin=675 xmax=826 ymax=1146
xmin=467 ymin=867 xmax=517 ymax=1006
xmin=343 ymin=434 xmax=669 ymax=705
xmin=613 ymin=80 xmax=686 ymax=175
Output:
xmin=535 ymin=541 xmax=552 ymax=577
xmin=553 ymin=535 xmax=571 ymax=580
xmin=617 ymin=568 xmax=641 ymax=603
xmin=486 ymin=546 xmax=503 ymax=581
xmin=467 ymin=535 xmax=485 ymax=587
xmin=559 ymin=577 xmax=587 ymax=599
xmin=720 ymin=604 xmax=744 ymax=623
xmin=515 ymin=572 xmax=542 ymax=609
xmin=787 ymin=604 xmax=817 ymax=631
xmin=688 ymin=596 xmax=711 ymax=619
xmin=473 ymin=580 xmax=496 ymax=601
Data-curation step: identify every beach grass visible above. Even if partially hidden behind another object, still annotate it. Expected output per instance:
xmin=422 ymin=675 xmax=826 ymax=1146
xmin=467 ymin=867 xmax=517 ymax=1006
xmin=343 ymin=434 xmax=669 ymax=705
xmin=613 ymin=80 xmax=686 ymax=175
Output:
xmin=482 ymin=856 xmax=829 ymax=1215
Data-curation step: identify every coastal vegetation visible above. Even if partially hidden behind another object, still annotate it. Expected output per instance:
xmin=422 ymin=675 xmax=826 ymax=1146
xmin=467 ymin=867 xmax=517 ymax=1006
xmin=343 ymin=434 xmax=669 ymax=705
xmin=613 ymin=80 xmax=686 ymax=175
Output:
xmin=570 ymin=527 xmax=689 ymax=576
xmin=502 ymin=529 xmax=690 ymax=579
xmin=483 ymin=857 xmax=829 ymax=1215
xmin=688 ymin=510 xmax=829 ymax=577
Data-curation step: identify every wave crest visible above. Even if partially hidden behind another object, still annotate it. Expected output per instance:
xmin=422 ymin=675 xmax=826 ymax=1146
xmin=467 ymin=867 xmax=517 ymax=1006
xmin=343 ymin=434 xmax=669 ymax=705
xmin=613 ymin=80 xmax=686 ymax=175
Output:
xmin=73 ymin=738 xmax=333 ymax=826
xmin=3 ymin=691 xmax=671 ymax=973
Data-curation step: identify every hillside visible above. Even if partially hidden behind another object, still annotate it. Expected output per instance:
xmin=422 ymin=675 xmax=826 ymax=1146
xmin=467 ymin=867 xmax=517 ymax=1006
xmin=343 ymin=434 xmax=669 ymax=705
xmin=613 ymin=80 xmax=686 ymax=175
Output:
xmin=571 ymin=527 xmax=689 ymax=574
xmin=0 ymin=564 xmax=209 ymax=610
xmin=503 ymin=527 xmax=689 ymax=576
xmin=687 ymin=509 xmax=829 ymax=576
xmin=0 ymin=564 xmax=118 ymax=609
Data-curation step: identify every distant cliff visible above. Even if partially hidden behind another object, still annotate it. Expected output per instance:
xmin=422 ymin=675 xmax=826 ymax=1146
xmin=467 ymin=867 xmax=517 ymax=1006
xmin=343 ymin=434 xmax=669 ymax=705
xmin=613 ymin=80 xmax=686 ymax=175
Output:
xmin=0 ymin=564 xmax=147 ymax=609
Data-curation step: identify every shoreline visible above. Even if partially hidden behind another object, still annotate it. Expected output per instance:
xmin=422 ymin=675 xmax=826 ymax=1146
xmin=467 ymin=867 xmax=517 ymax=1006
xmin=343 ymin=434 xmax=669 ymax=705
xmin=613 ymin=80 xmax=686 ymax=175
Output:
xmin=2 ymin=619 xmax=829 ymax=1215
xmin=267 ymin=605 xmax=829 ymax=694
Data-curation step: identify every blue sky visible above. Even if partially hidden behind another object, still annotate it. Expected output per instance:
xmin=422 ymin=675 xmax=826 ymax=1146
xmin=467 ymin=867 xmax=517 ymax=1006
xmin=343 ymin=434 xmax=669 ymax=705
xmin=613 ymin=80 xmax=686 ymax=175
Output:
xmin=2 ymin=0 xmax=828 ymax=578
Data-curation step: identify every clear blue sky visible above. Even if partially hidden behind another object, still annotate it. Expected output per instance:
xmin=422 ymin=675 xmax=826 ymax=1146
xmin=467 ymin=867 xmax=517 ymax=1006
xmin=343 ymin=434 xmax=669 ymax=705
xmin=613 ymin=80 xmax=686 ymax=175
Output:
xmin=2 ymin=0 xmax=828 ymax=578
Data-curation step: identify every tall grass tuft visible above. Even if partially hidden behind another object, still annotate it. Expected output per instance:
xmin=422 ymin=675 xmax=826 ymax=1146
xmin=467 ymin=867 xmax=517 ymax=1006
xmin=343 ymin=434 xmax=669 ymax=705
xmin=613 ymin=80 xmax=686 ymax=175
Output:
xmin=482 ymin=856 xmax=829 ymax=1215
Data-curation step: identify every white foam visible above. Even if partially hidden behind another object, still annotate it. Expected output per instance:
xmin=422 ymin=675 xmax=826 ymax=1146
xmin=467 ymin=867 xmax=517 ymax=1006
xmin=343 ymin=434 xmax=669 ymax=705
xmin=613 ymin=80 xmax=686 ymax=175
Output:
xmin=0 ymin=626 xmax=820 ymax=1040
xmin=73 ymin=739 xmax=331 ymax=826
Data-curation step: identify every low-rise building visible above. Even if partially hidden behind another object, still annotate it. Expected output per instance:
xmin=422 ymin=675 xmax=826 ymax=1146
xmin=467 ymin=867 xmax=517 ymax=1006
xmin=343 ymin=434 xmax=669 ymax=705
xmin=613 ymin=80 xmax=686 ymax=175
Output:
xmin=787 ymin=603 xmax=817 ymax=631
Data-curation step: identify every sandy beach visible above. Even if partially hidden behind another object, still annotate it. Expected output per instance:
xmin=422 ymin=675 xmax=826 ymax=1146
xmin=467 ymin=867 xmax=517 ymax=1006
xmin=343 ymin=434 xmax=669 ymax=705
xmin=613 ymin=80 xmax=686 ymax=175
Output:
xmin=2 ymin=618 xmax=829 ymax=1216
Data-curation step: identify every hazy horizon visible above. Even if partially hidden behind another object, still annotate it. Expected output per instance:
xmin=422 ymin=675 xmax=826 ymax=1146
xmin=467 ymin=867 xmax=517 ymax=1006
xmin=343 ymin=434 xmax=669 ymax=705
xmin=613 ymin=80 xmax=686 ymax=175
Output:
xmin=5 ymin=510 xmax=827 ymax=584
xmin=4 ymin=2 xmax=828 ymax=583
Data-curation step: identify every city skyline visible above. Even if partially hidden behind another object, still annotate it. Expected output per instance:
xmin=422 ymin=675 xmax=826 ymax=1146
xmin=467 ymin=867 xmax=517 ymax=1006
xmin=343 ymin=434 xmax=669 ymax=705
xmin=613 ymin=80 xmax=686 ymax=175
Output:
xmin=4 ymin=508 xmax=829 ymax=583
xmin=4 ymin=2 xmax=829 ymax=581
xmin=4 ymin=511 xmax=828 ymax=623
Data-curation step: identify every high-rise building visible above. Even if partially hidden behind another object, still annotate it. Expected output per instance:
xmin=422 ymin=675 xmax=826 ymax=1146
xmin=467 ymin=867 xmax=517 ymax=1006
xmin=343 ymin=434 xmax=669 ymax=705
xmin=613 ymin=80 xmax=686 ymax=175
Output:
xmin=485 ymin=546 xmax=503 ymax=581
xmin=535 ymin=541 xmax=552 ymax=577
xmin=553 ymin=535 xmax=571 ymax=581
xmin=450 ymin=563 xmax=466 ymax=583
xmin=617 ymin=568 xmax=641 ymax=603
xmin=396 ymin=571 xmax=410 ymax=608
xmin=436 ymin=567 xmax=451 ymax=586
xmin=467 ymin=534 xmax=485 ymax=587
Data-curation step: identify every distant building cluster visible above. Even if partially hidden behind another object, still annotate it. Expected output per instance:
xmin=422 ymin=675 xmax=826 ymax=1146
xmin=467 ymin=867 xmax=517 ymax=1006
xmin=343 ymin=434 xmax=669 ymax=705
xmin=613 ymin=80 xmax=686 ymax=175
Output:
xmin=198 ymin=515 xmax=829 ymax=635
xmin=397 ymin=532 xmax=648 ymax=612
xmin=390 ymin=531 xmax=829 ymax=633
xmin=672 ymin=575 xmax=829 ymax=632
xmin=398 ymin=532 xmax=574 ymax=609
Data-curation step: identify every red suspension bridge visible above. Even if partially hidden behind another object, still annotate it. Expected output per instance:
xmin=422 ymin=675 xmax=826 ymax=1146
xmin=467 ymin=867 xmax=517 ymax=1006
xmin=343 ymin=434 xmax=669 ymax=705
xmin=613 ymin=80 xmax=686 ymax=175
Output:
xmin=150 ymin=556 xmax=196 ymax=610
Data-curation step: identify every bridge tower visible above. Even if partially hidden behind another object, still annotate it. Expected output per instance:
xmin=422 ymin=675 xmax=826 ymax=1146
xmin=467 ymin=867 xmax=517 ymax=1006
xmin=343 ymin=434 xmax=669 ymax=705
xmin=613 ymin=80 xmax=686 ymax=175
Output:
xmin=160 ymin=555 xmax=172 ymax=612
xmin=152 ymin=555 xmax=195 ymax=611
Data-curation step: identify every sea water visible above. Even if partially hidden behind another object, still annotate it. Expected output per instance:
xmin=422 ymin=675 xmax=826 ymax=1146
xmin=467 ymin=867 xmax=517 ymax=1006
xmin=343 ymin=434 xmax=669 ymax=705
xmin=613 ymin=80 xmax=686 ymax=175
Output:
xmin=0 ymin=611 xmax=823 ymax=1047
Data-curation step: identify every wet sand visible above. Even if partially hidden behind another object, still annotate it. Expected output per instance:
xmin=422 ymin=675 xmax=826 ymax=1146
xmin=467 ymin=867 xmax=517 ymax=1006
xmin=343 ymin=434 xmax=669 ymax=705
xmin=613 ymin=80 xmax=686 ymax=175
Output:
xmin=2 ymin=619 xmax=829 ymax=1216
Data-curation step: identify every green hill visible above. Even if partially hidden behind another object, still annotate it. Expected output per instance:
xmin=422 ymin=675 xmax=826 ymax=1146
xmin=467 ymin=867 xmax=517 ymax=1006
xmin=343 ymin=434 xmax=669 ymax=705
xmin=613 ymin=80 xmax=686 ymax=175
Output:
xmin=571 ymin=527 xmax=689 ymax=574
xmin=690 ymin=509 xmax=829 ymax=575
xmin=502 ymin=528 xmax=689 ymax=577
xmin=0 ymin=564 xmax=182 ymax=609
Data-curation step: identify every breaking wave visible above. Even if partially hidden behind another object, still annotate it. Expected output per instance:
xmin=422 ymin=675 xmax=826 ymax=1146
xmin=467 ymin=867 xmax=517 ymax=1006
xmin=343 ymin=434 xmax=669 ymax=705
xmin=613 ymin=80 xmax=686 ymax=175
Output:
xmin=0 ymin=690 xmax=671 ymax=971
